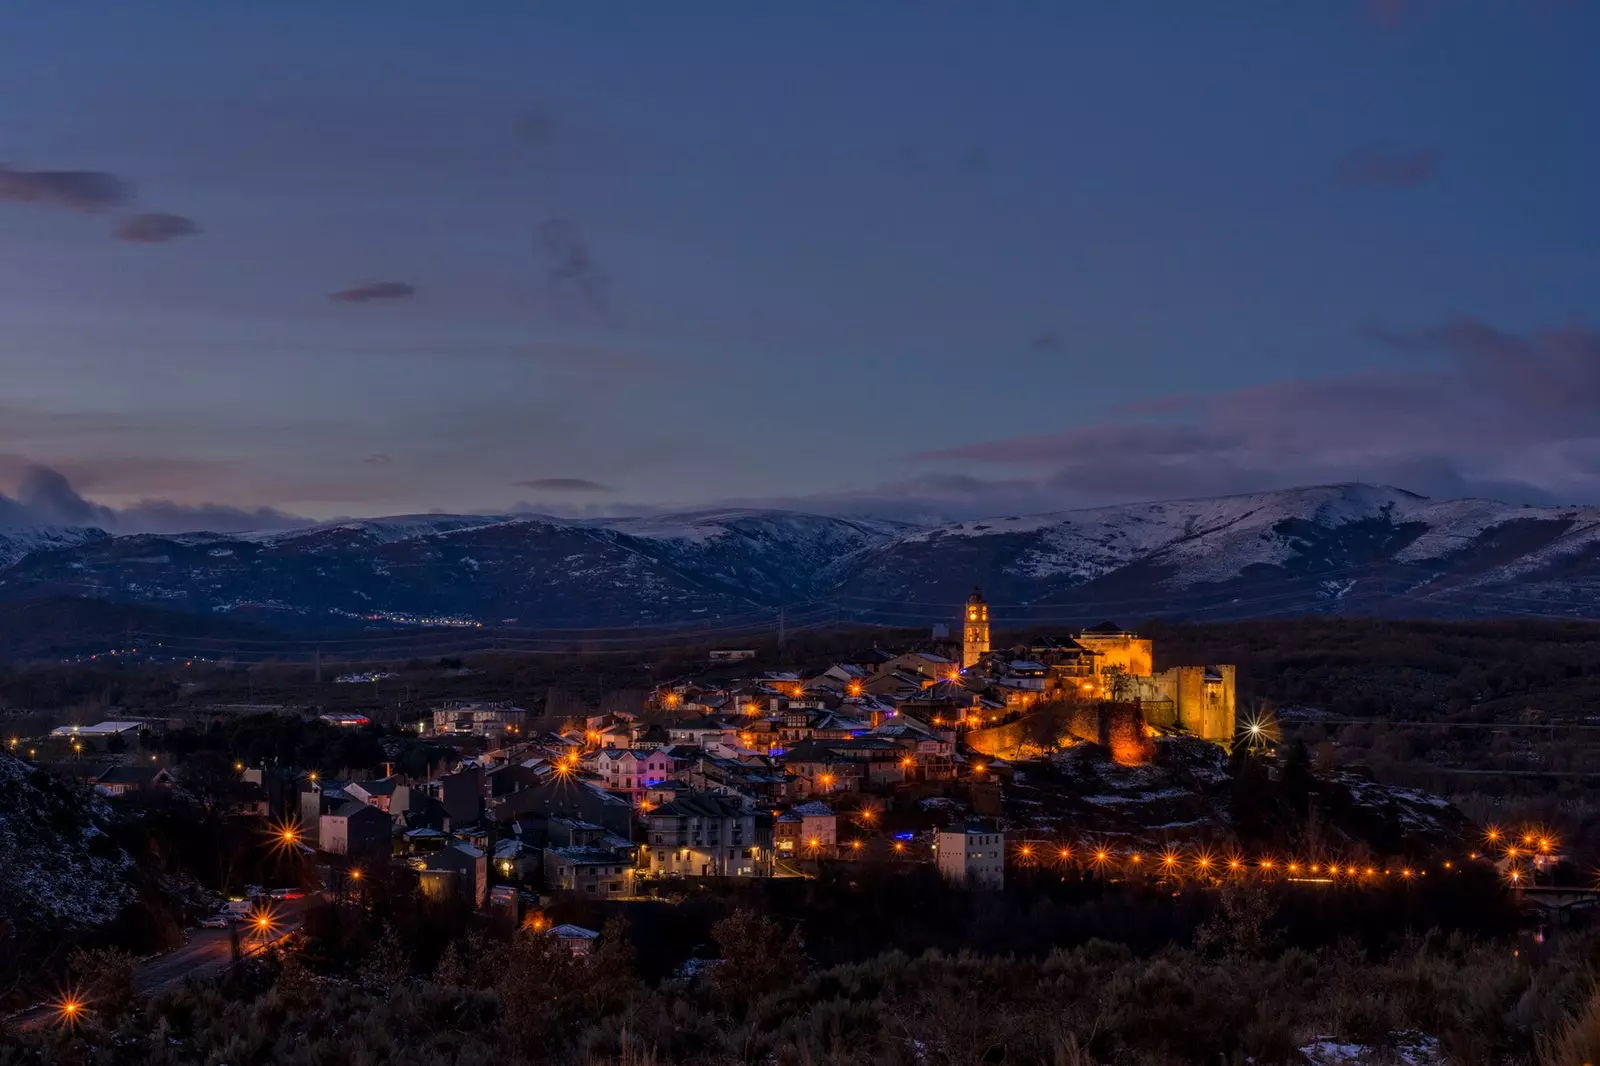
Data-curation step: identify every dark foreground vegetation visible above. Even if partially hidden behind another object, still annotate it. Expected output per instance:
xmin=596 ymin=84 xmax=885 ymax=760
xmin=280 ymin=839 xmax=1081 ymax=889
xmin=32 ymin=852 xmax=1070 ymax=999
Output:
xmin=6 ymin=893 xmax=1600 ymax=1066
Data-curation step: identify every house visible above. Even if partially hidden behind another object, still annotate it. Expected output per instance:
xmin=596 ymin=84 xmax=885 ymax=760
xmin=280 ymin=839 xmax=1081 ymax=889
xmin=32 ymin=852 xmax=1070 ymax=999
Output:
xmin=549 ymin=923 xmax=600 ymax=956
xmin=439 ymin=766 xmax=484 ymax=825
xmin=317 ymin=713 xmax=370 ymax=727
xmin=543 ymin=846 xmax=633 ymax=896
xmin=492 ymin=839 xmax=538 ymax=880
xmin=794 ymin=801 xmax=838 ymax=856
xmin=429 ymin=701 xmax=528 ymax=737
xmin=93 ymin=764 xmax=173 ymax=796
xmin=345 ymin=776 xmax=401 ymax=812
xmin=708 ymin=649 xmax=757 ymax=662
xmin=777 ymin=800 xmax=837 ymax=857
xmin=936 ymin=824 xmax=1006 ymax=890
xmin=592 ymin=748 xmax=673 ymax=801
xmin=682 ymin=757 xmax=790 ymax=803
xmin=419 ymin=841 xmax=488 ymax=907
xmin=642 ymin=792 xmax=770 ymax=878
xmin=663 ymin=720 xmax=741 ymax=754
xmin=492 ymin=777 xmax=636 ymax=837
xmin=319 ymin=801 xmax=392 ymax=861
xmin=50 ymin=721 xmax=145 ymax=739
xmin=780 ymin=738 xmax=908 ymax=795
xmin=298 ymin=779 xmax=351 ymax=847
xmin=874 ymin=651 xmax=958 ymax=683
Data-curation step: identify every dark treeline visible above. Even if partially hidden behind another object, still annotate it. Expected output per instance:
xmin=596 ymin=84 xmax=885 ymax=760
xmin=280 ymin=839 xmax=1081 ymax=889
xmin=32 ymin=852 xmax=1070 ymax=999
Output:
xmin=3 ymin=868 xmax=1596 ymax=1065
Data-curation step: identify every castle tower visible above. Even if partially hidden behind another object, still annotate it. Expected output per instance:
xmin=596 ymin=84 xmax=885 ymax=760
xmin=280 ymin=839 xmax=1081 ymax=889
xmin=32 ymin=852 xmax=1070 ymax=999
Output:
xmin=962 ymin=586 xmax=990 ymax=669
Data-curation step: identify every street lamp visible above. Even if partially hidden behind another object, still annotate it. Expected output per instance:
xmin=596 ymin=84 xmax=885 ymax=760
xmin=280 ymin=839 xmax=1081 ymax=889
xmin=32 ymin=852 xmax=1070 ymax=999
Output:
xmin=54 ymin=994 xmax=83 ymax=1029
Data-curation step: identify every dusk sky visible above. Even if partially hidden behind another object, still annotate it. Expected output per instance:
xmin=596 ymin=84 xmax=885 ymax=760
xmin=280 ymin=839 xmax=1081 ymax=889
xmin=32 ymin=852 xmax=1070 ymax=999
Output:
xmin=1 ymin=1 xmax=1597 ymax=531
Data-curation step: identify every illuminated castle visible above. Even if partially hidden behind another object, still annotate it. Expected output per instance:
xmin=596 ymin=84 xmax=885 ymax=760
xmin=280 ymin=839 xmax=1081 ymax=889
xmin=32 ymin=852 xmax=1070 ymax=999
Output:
xmin=962 ymin=587 xmax=990 ymax=668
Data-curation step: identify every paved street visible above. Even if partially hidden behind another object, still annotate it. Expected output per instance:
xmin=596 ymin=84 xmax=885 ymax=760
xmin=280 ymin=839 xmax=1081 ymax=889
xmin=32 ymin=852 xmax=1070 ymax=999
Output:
xmin=6 ymin=898 xmax=311 ymax=1033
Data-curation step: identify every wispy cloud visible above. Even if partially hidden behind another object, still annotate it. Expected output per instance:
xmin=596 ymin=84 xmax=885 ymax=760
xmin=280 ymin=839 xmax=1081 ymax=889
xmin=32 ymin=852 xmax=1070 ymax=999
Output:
xmin=0 ymin=166 xmax=130 ymax=212
xmin=115 ymin=212 xmax=199 ymax=243
xmin=515 ymin=477 xmax=612 ymax=493
xmin=910 ymin=318 xmax=1600 ymax=510
xmin=1338 ymin=145 xmax=1440 ymax=187
xmin=329 ymin=281 xmax=417 ymax=303
xmin=535 ymin=217 xmax=610 ymax=315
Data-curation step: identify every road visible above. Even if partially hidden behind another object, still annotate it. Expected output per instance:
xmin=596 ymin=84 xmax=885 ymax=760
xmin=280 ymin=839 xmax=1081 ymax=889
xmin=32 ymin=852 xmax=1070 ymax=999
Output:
xmin=5 ymin=898 xmax=312 ymax=1033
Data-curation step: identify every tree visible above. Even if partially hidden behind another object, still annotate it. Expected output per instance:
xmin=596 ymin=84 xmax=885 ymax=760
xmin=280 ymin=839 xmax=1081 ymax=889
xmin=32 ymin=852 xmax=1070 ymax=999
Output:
xmin=359 ymin=922 xmax=410 ymax=996
xmin=710 ymin=909 xmax=804 ymax=1005
xmin=175 ymin=751 xmax=245 ymax=817
xmin=66 ymin=947 xmax=136 ymax=1021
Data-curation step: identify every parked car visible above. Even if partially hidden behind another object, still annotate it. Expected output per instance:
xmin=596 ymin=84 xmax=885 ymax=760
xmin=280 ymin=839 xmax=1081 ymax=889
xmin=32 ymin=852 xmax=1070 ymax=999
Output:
xmin=267 ymin=888 xmax=305 ymax=900
xmin=199 ymin=914 xmax=232 ymax=929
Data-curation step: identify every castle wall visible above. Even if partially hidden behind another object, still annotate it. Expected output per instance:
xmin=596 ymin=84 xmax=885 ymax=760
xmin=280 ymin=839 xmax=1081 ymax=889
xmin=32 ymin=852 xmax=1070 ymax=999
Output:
xmin=964 ymin=701 xmax=1150 ymax=763
xmin=1148 ymin=665 xmax=1236 ymax=744
xmin=1074 ymin=634 xmax=1154 ymax=678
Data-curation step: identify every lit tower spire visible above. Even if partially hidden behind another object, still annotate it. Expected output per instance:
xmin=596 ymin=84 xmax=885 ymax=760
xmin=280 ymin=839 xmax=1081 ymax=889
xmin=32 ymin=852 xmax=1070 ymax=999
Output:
xmin=962 ymin=586 xmax=990 ymax=668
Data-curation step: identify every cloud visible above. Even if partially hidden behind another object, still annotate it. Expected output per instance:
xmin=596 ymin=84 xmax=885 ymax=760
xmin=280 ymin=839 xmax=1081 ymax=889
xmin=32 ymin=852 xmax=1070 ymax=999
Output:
xmin=329 ymin=281 xmax=417 ymax=303
xmin=115 ymin=212 xmax=199 ymax=243
xmin=535 ymin=217 xmax=610 ymax=314
xmin=909 ymin=318 xmax=1600 ymax=510
xmin=362 ymin=453 xmax=394 ymax=466
xmin=1338 ymin=145 xmax=1440 ymax=187
xmin=0 ymin=464 xmax=306 ymax=534
xmin=0 ymin=166 xmax=130 ymax=212
xmin=515 ymin=477 xmax=612 ymax=493
xmin=1032 ymin=330 xmax=1061 ymax=350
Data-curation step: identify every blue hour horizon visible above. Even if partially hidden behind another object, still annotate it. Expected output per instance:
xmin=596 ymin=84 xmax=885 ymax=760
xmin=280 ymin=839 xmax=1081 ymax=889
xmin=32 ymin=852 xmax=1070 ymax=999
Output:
xmin=2 ymin=2 xmax=1597 ymax=531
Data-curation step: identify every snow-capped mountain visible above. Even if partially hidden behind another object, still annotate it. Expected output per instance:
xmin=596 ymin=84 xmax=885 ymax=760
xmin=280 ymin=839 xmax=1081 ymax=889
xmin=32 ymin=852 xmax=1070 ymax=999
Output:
xmin=0 ymin=484 xmax=1595 ymax=633
xmin=840 ymin=484 xmax=1600 ymax=622
xmin=0 ymin=524 xmax=109 ymax=569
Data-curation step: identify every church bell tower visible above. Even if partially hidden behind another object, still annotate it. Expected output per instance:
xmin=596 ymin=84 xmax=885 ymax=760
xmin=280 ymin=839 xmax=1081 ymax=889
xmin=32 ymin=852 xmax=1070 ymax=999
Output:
xmin=962 ymin=586 xmax=990 ymax=669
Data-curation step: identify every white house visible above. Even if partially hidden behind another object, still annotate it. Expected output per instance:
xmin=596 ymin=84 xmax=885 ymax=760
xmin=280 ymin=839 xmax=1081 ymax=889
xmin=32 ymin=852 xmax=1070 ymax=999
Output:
xmin=592 ymin=748 xmax=673 ymax=801
xmin=936 ymin=825 xmax=1006 ymax=890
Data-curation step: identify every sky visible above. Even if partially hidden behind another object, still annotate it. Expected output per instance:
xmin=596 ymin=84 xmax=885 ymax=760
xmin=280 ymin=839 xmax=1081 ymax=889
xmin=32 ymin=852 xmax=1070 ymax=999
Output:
xmin=1 ymin=0 xmax=1597 ymax=531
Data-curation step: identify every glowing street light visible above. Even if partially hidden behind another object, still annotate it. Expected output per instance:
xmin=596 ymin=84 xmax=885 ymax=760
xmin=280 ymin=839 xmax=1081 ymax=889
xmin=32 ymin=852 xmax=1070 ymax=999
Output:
xmin=54 ymin=992 xmax=84 ymax=1029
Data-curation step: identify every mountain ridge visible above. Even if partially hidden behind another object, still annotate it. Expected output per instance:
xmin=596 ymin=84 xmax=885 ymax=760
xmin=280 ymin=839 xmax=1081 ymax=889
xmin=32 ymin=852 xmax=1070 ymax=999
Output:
xmin=0 ymin=483 xmax=1596 ymax=631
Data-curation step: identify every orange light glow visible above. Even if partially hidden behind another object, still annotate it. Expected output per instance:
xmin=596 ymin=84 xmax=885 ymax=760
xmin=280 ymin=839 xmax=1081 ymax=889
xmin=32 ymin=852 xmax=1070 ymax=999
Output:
xmin=54 ymin=994 xmax=83 ymax=1028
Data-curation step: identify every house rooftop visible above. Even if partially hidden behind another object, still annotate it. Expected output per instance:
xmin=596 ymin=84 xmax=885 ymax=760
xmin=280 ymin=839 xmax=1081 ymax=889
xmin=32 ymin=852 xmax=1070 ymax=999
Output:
xmin=548 ymin=846 xmax=625 ymax=865
xmin=549 ymin=923 xmax=599 ymax=940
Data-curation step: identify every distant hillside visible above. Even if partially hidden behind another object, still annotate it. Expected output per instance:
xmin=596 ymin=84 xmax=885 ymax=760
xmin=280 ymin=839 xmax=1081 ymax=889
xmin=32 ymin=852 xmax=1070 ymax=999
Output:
xmin=0 ymin=597 xmax=285 ymax=660
xmin=0 ymin=484 xmax=1596 ymax=636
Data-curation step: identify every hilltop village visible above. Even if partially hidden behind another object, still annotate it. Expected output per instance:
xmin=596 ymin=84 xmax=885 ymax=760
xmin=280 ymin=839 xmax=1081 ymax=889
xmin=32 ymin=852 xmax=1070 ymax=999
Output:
xmin=13 ymin=591 xmax=1266 ymax=914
